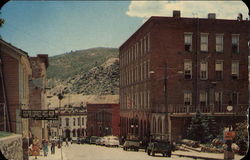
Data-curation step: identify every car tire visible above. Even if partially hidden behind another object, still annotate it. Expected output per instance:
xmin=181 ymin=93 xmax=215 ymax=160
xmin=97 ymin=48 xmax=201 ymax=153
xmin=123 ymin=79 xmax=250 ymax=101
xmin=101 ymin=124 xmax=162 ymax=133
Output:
xmin=152 ymin=151 xmax=155 ymax=156
xmin=147 ymin=150 xmax=151 ymax=155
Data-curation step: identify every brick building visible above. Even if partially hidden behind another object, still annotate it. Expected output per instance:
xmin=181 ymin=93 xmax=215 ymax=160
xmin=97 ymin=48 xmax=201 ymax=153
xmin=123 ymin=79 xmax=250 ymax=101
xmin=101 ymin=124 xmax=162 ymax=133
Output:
xmin=119 ymin=11 xmax=249 ymax=142
xmin=29 ymin=54 xmax=49 ymax=140
xmin=0 ymin=39 xmax=32 ymax=136
xmin=87 ymin=103 xmax=120 ymax=137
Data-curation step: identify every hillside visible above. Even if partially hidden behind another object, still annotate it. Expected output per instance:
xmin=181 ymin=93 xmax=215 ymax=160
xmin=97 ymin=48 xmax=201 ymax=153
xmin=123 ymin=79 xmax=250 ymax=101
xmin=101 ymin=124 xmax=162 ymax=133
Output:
xmin=47 ymin=48 xmax=119 ymax=96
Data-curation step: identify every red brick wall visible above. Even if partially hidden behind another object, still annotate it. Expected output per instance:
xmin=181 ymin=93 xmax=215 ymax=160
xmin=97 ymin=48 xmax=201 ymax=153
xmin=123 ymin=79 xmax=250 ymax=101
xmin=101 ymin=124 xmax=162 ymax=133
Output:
xmin=87 ymin=103 xmax=120 ymax=137
xmin=1 ymin=51 xmax=19 ymax=132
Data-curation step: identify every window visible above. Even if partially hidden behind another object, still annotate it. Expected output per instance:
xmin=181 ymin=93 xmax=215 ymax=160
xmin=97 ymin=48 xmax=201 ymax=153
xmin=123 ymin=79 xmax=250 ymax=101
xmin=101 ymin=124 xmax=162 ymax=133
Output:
xmin=215 ymin=61 xmax=223 ymax=80
xmin=200 ymin=33 xmax=208 ymax=52
xmin=184 ymin=60 xmax=192 ymax=80
xmin=232 ymin=61 xmax=239 ymax=79
xmin=231 ymin=92 xmax=238 ymax=105
xmin=215 ymin=92 xmax=223 ymax=111
xmin=184 ymin=92 xmax=192 ymax=106
xmin=82 ymin=117 xmax=84 ymax=126
xmin=184 ymin=33 xmax=192 ymax=52
xmin=232 ymin=34 xmax=239 ymax=53
xmin=200 ymin=61 xmax=208 ymax=80
xmin=78 ymin=117 xmax=80 ymax=126
xmin=66 ymin=118 xmax=69 ymax=126
xmin=147 ymin=33 xmax=150 ymax=52
xmin=144 ymin=36 xmax=147 ymax=54
xmin=216 ymin=34 xmax=223 ymax=52
xmin=73 ymin=118 xmax=76 ymax=126
xmin=200 ymin=91 xmax=208 ymax=106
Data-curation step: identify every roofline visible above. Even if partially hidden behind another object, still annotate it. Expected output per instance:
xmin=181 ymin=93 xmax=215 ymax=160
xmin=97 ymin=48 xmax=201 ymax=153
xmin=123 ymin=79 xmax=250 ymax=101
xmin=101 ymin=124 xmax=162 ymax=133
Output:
xmin=0 ymin=38 xmax=29 ymax=58
xmin=119 ymin=15 xmax=249 ymax=50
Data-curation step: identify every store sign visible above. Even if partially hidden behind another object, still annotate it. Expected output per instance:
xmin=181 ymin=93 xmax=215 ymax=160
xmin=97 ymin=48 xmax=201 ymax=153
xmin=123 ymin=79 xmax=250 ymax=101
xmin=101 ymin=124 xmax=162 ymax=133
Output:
xmin=21 ymin=110 xmax=58 ymax=120
xmin=224 ymin=131 xmax=236 ymax=140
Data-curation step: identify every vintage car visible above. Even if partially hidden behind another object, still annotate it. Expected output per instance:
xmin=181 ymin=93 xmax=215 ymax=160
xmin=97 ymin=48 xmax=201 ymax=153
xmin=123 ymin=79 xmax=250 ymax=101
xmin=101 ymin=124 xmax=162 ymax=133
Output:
xmin=123 ymin=139 xmax=140 ymax=151
xmin=146 ymin=141 xmax=172 ymax=157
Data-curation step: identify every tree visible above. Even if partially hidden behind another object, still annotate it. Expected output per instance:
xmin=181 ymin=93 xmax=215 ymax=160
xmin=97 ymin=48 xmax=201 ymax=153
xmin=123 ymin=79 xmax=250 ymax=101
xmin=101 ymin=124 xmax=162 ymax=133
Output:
xmin=234 ymin=120 xmax=248 ymax=155
xmin=187 ymin=112 xmax=217 ymax=143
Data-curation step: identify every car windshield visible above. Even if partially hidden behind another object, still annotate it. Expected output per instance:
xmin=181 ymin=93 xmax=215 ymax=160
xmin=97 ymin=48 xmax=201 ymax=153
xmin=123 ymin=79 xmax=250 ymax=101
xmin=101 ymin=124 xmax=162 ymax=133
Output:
xmin=156 ymin=142 xmax=168 ymax=148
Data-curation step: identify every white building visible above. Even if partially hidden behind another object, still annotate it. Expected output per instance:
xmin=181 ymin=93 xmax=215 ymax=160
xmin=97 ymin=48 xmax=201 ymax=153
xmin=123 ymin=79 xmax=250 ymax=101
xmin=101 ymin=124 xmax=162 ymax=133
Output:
xmin=49 ymin=106 xmax=87 ymax=140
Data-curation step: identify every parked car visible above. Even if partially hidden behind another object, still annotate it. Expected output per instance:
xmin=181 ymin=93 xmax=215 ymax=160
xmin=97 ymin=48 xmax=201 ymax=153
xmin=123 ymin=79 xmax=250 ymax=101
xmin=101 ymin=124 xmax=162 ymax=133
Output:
xmin=71 ymin=137 xmax=78 ymax=144
xmin=105 ymin=136 xmax=119 ymax=147
xmin=146 ymin=141 xmax=172 ymax=157
xmin=123 ymin=139 xmax=140 ymax=151
xmin=95 ymin=137 xmax=102 ymax=145
xmin=90 ymin=136 xmax=99 ymax=144
xmin=100 ymin=136 xmax=108 ymax=146
xmin=85 ymin=136 xmax=91 ymax=144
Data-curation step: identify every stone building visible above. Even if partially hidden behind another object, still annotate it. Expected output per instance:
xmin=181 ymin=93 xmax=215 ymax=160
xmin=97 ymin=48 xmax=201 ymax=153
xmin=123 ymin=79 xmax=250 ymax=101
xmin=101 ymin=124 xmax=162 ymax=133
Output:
xmin=0 ymin=39 xmax=32 ymax=137
xmin=86 ymin=103 xmax=120 ymax=137
xmin=119 ymin=11 xmax=249 ymax=142
xmin=49 ymin=106 xmax=87 ymax=140
xmin=29 ymin=54 xmax=49 ymax=140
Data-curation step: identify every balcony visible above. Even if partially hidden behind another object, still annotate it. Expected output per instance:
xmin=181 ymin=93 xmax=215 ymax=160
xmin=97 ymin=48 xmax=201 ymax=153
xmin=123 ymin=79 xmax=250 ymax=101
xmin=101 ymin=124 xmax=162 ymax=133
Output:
xmin=168 ymin=104 xmax=248 ymax=116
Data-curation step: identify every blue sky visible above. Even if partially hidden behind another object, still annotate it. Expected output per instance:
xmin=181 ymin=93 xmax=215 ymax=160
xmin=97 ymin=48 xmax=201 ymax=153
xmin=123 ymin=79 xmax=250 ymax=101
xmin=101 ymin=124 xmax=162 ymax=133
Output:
xmin=0 ymin=1 xmax=248 ymax=57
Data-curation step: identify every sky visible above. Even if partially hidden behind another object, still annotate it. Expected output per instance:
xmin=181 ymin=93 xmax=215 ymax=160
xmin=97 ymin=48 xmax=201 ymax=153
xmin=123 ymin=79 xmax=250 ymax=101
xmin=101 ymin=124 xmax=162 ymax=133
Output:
xmin=0 ymin=1 xmax=249 ymax=57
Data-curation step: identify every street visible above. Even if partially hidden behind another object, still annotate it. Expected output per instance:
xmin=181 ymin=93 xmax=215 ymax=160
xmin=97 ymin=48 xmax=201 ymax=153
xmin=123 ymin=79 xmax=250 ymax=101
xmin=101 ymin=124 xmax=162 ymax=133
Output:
xmin=62 ymin=144 xmax=195 ymax=160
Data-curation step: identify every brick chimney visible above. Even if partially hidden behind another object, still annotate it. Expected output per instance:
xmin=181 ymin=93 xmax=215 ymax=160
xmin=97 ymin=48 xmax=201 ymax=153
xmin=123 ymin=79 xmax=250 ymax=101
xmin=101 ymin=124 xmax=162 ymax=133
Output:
xmin=173 ymin=10 xmax=181 ymax=18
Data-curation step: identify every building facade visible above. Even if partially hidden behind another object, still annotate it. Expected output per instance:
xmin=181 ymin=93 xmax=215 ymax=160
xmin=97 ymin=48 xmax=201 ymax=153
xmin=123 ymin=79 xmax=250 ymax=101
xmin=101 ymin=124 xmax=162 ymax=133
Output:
xmin=49 ymin=106 xmax=87 ymax=140
xmin=87 ymin=103 xmax=120 ymax=137
xmin=0 ymin=39 xmax=32 ymax=137
xmin=119 ymin=11 xmax=249 ymax=142
xmin=29 ymin=54 xmax=49 ymax=140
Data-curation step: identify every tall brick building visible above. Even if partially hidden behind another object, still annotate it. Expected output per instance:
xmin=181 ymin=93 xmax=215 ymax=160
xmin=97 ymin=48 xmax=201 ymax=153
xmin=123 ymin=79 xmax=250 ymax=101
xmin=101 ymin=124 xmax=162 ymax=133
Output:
xmin=119 ymin=11 xmax=249 ymax=142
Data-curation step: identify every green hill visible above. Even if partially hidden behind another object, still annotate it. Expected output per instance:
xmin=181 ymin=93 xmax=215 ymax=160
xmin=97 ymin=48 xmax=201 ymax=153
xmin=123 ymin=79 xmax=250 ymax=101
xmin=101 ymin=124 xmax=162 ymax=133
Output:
xmin=47 ymin=47 xmax=118 ymax=80
xmin=47 ymin=47 xmax=119 ymax=95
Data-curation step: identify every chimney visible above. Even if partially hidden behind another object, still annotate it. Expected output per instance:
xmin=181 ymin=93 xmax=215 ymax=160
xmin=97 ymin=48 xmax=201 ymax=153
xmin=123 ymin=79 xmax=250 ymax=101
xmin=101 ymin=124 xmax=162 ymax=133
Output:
xmin=173 ymin=10 xmax=181 ymax=18
xmin=208 ymin=13 xmax=216 ymax=19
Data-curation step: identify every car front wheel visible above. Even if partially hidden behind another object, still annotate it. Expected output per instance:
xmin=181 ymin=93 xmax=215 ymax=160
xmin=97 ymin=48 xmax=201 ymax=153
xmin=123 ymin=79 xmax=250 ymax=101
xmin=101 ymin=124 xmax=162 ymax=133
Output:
xmin=147 ymin=150 xmax=151 ymax=155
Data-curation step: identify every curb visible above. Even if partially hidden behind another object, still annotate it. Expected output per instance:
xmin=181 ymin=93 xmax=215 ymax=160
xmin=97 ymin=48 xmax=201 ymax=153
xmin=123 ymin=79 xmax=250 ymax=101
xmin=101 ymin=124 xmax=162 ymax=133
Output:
xmin=172 ymin=153 xmax=223 ymax=160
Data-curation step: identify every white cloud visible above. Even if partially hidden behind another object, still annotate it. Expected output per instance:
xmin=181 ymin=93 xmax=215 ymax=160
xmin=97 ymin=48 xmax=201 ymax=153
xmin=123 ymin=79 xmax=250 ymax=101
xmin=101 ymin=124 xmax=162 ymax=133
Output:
xmin=126 ymin=1 xmax=249 ymax=20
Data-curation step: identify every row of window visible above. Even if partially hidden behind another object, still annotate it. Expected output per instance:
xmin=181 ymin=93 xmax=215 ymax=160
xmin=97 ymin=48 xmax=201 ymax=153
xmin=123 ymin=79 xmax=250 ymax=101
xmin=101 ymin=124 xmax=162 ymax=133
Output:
xmin=120 ymin=33 xmax=150 ymax=67
xmin=65 ymin=117 xmax=85 ymax=127
xmin=184 ymin=60 xmax=240 ymax=80
xmin=184 ymin=33 xmax=240 ymax=53
xmin=121 ymin=90 xmax=150 ymax=110
xmin=120 ymin=60 xmax=150 ymax=86
xmin=184 ymin=91 xmax=238 ymax=106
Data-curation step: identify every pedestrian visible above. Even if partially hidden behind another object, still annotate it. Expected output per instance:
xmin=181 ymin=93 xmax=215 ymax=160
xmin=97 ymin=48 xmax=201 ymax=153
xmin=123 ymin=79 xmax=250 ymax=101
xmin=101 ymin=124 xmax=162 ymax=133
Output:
xmin=42 ymin=139 xmax=48 ymax=156
xmin=32 ymin=137 xmax=40 ymax=159
xmin=65 ymin=138 xmax=69 ymax=147
xmin=51 ymin=140 xmax=56 ymax=154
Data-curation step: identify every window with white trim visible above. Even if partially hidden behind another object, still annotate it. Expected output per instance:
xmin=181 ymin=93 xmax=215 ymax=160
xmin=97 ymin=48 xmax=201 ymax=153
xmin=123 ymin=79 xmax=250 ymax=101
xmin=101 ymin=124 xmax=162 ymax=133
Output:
xmin=215 ymin=91 xmax=223 ymax=110
xmin=200 ymin=33 xmax=208 ymax=52
xmin=184 ymin=92 xmax=192 ymax=106
xmin=147 ymin=33 xmax=150 ymax=52
xmin=200 ymin=61 xmax=208 ymax=80
xmin=232 ymin=61 xmax=239 ymax=79
xmin=184 ymin=60 xmax=192 ymax=80
xmin=184 ymin=33 xmax=192 ymax=52
xmin=232 ymin=34 xmax=239 ymax=53
xmin=215 ymin=61 xmax=223 ymax=80
xmin=144 ymin=36 xmax=147 ymax=54
xmin=216 ymin=34 xmax=223 ymax=52
xmin=200 ymin=91 xmax=208 ymax=106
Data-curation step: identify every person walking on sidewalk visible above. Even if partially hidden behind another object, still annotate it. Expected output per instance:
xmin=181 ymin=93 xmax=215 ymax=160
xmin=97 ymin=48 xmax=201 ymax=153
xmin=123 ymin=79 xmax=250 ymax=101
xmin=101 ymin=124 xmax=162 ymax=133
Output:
xmin=51 ymin=140 xmax=56 ymax=154
xmin=42 ymin=139 xmax=49 ymax=156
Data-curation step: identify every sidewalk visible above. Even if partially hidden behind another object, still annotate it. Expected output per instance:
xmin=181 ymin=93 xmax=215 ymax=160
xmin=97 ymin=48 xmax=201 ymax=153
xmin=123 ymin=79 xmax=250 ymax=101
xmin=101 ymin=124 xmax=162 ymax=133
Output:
xmin=29 ymin=147 xmax=67 ymax=160
xmin=173 ymin=150 xmax=245 ymax=160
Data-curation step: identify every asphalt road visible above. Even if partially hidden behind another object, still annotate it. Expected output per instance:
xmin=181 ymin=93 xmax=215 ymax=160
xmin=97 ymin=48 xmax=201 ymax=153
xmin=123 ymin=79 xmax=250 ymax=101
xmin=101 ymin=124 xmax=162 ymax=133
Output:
xmin=63 ymin=144 xmax=195 ymax=160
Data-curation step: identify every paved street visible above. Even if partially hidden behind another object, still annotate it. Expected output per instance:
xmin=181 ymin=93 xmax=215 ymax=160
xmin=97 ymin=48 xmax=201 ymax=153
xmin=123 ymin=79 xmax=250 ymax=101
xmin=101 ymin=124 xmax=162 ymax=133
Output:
xmin=63 ymin=144 xmax=195 ymax=160
xmin=29 ymin=143 xmax=245 ymax=160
